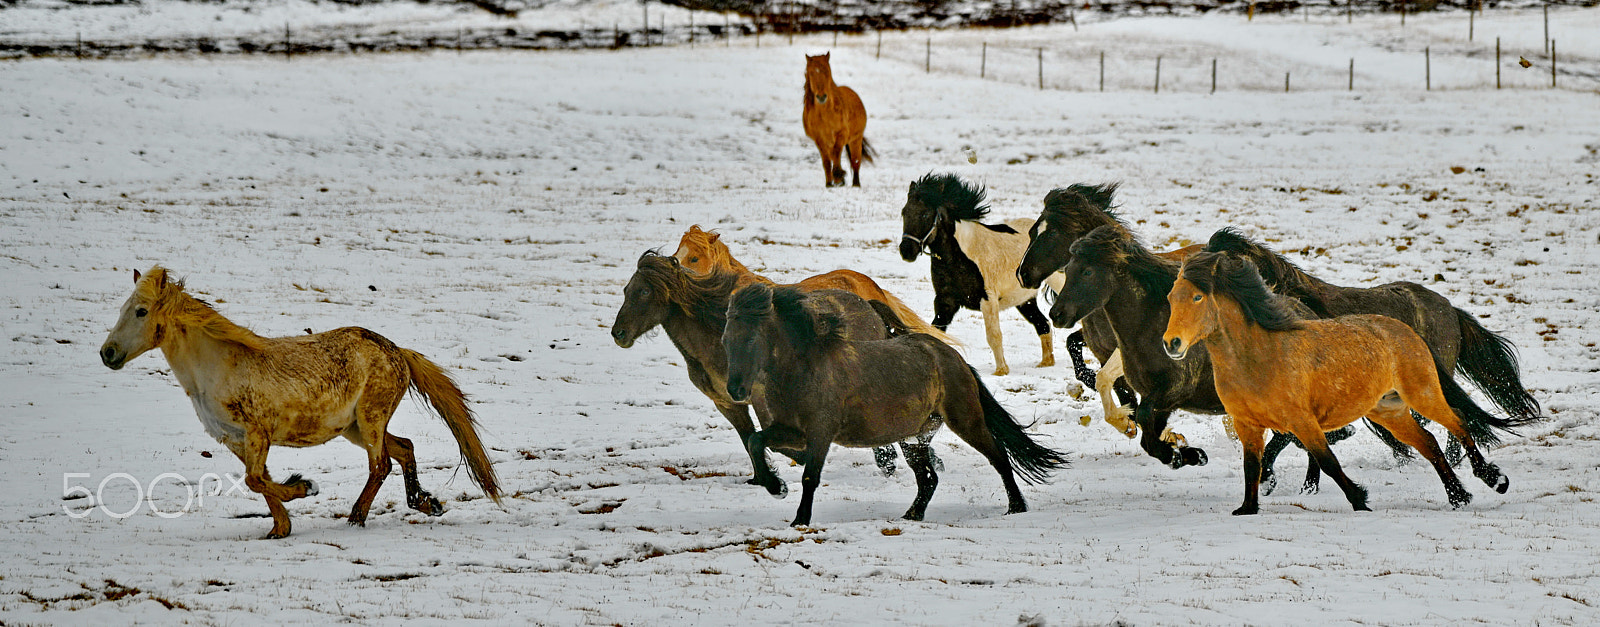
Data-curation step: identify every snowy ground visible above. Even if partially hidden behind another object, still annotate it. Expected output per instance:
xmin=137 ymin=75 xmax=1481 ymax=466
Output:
xmin=3 ymin=9 xmax=1600 ymax=626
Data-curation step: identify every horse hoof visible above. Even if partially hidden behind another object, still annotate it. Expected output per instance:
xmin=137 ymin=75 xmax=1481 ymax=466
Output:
xmin=1494 ymin=475 xmax=1509 ymax=494
xmin=1259 ymin=471 xmax=1278 ymax=497
xmin=992 ymin=366 xmax=1009 ymax=377
xmin=1353 ymin=504 xmax=1373 ymax=512
xmin=411 ymin=493 xmax=445 ymax=516
xmin=263 ymin=530 xmax=290 ymax=540
xmin=1300 ymin=481 xmax=1320 ymax=496
xmin=771 ymin=482 xmax=789 ymax=500
xmin=1231 ymin=505 xmax=1258 ymax=516
xmin=902 ymin=509 xmax=926 ymax=521
xmin=303 ymin=480 xmax=319 ymax=497
xmin=1036 ymin=358 xmax=1055 ymax=368
xmin=1182 ymin=447 xmax=1208 ymax=467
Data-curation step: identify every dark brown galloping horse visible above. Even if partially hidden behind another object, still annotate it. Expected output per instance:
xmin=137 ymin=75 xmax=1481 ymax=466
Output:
xmin=803 ymin=53 xmax=874 ymax=188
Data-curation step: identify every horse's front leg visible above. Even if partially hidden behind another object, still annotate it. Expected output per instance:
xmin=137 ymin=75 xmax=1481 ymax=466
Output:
xmin=812 ymin=138 xmax=836 ymax=187
xmin=1096 ymin=351 xmax=1137 ymax=438
xmin=1234 ymin=423 xmax=1267 ymax=516
xmin=792 ymin=437 xmax=833 ymax=527
xmin=827 ymin=136 xmax=847 ymax=187
xmin=981 ymin=298 xmax=1008 ymax=376
xmin=236 ymin=427 xmax=318 ymax=539
xmin=1134 ymin=401 xmax=1207 ymax=468
xmin=1015 ymin=298 xmax=1054 ymax=368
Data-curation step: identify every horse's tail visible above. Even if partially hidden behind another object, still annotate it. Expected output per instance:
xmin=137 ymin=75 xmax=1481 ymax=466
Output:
xmin=870 ymin=287 xmax=961 ymax=348
xmin=969 ymin=365 xmax=1068 ymax=484
xmin=860 ymin=138 xmax=876 ymax=164
xmin=401 ymin=349 xmax=503 ymax=505
xmin=1436 ymin=360 xmax=1540 ymax=449
xmin=1453 ymin=308 xmax=1542 ymax=422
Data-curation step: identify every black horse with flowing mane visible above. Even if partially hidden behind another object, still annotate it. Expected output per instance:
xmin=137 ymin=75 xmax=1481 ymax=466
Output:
xmin=611 ymin=251 xmax=931 ymax=484
xmin=723 ymin=283 xmax=1067 ymax=526
xmin=898 ymin=173 xmax=1060 ymax=377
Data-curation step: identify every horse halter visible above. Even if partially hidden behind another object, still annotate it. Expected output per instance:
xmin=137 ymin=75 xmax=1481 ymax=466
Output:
xmin=901 ymin=213 xmax=943 ymax=260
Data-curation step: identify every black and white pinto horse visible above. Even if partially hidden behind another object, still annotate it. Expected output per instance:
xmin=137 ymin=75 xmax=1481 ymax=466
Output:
xmin=898 ymin=173 xmax=1063 ymax=377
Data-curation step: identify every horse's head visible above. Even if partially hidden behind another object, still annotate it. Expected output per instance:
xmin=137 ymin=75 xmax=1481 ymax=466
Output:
xmin=1018 ymin=183 xmax=1121 ymax=289
xmin=1048 ymin=225 xmax=1128 ymax=330
xmin=611 ymin=252 xmax=680 ymax=349
xmin=722 ymin=283 xmax=776 ymax=403
xmin=1165 ymin=250 xmax=1302 ymax=360
xmin=101 ymin=266 xmax=173 ymax=370
xmin=805 ymin=53 xmax=833 ymax=104
xmin=898 ymin=173 xmax=982 ymax=262
xmin=671 ymin=225 xmax=729 ymax=276
xmin=1163 ymin=255 xmax=1224 ymax=362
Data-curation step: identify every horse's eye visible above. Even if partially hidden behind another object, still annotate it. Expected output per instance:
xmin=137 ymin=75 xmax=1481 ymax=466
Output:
xmin=640 ymin=288 xmax=651 ymax=298
xmin=135 ymin=307 xmax=148 ymax=318
xmin=689 ymin=257 xmax=699 ymax=263
xmin=1192 ymin=294 xmax=1203 ymax=303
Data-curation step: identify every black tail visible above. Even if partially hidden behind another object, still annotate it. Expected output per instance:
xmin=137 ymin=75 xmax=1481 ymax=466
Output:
xmin=1438 ymin=361 xmax=1540 ymax=448
xmin=969 ymin=365 xmax=1068 ymax=484
xmin=860 ymin=138 xmax=876 ymax=164
xmin=1454 ymin=308 xmax=1542 ymax=422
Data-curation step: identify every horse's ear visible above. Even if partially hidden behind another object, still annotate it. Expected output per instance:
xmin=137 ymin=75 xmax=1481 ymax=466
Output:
xmin=688 ymin=224 xmax=703 ymax=234
xmin=708 ymin=231 xmax=721 ymax=243
xmin=133 ymin=269 xmax=141 ymax=284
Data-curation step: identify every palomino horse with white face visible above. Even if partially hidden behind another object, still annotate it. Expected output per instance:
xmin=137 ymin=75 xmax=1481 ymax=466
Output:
xmin=1163 ymin=252 xmax=1531 ymax=515
xmin=803 ymin=53 xmax=875 ymax=188
xmin=99 ymin=267 xmax=501 ymax=538
xmin=899 ymin=173 xmax=1064 ymax=377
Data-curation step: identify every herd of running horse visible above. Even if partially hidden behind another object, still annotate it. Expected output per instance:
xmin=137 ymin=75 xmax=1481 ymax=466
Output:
xmin=95 ymin=54 xmax=1543 ymax=538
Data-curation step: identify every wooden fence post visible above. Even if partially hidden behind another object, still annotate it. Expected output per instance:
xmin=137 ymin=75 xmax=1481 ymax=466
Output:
xmin=1038 ymin=47 xmax=1044 ymax=90
xmin=1211 ymin=58 xmax=1216 ymax=94
xmin=876 ymin=30 xmax=881 ymax=60
xmin=1349 ymin=58 xmax=1354 ymax=91
xmin=981 ymin=42 xmax=987 ymax=78
xmin=1425 ymin=46 xmax=1430 ymax=91
xmin=926 ymin=37 xmax=931 ymax=73
xmin=284 ymin=23 xmax=292 ymax=61
xmin=1154 ymin=55 xmax=1161 ymax=94
xmin=1551 ymin=39 xmax=1557 ymax=88
xmin=1099 ymin=50 xmax=1105 ymax=92
xmin=1495 ymin=37 xmax=1500 ymax=89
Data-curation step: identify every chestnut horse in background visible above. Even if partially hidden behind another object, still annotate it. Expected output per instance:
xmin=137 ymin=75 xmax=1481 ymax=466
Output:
xmin=100 ymin=267 xmax=501 ymax=538
xmin=1163 ymin=252 xmax=1530 ymax=515
xmin=672 ymin=225 xmax=956 ymax=347
xmin=803 ymin=53 xmax=875 ymax=188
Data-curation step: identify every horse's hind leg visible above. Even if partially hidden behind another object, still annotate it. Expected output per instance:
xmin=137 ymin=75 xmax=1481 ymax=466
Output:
xmin=1258 ymin=431 xmax=1295 ymax=496
xmin=845 ymin=140 xmax=863 ymax=187
xmin=236 ymin=427 xmax=318 ymax=539
xmin=1401 ymin=381 xmax=1509 ymax=494
xmin=1016 ymin=298 xmax=1055 ymax=369
xmin=1367 ymin=405 xmax=1472 ymax=508
xmin=901 ymin=439 xmax=939 ymax=521
xmin=386 ymin=434 xmax=444 ymax=516
xmin=941 ymin=396 xmax=1027 ymax=514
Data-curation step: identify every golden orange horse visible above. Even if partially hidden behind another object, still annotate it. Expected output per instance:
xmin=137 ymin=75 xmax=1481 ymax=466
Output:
xmin=1162 ymin=252 xmax=1524 ymax=515
xmin=671 ymin=225 xmax=956 ymax=346
xmin=803 ymin=53 xmax=874 ymax=188
xmin=100 ymin=267 xmax=501 ymax=538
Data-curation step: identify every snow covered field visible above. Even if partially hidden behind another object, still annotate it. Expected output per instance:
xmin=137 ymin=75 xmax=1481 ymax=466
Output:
xmin=3 ymin=10 xmax=1599 ymax=625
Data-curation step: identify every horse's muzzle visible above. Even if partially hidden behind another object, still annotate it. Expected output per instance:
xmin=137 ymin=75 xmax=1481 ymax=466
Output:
xmin=100 ymin=345 xmax=125 ymax=370
xmin=898 ymin=238 xmax=921 ymax=262
xmin=726 ymin=380 xmax=751 ymax=403
xmin=1163 ymin=338 xmax=1188 ymax=361
xmin=610 ymin=327 xmax=635 ymax=349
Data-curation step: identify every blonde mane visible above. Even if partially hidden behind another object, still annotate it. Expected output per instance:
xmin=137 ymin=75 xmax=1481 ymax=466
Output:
xmin=674 ymin=225 xmax=759 ymax=279
xmin=141 ymin=266 xmax=270 ymax=351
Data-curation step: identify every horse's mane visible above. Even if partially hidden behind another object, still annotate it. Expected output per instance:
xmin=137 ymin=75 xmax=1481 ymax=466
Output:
xmin=728 ymin=284 xmax=844 ymax=353
xmin=141 ymin=266 xmax=269 ymax=350
xmin=678 ymin=226 xmax=750 ymax=276
xmin=1180 ymin=251 xmax=1305 ymax=332
xmin=1203 ymin=228 xmax=1332 ymax=315
xmin=634 ymin=250 xmax=741 ymax=324
xmin=1040 ymin=182 xmax=1123 ymax=234
xmin=1070 ymin=224 xmax=1178 ymax=298
xmin=910 ymin=172 xmax=990 ymax=223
